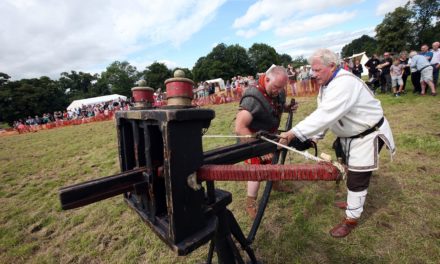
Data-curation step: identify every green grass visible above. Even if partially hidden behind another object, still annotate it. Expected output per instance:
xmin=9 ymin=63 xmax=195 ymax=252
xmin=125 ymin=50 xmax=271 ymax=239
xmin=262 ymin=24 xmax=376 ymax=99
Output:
xmin=1 ymin=85 xmax=440 ymax=263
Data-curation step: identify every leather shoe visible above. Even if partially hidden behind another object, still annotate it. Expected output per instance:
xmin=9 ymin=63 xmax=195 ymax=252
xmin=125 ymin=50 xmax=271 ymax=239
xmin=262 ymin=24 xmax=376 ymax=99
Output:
xmin=334 ymin=201 xmax=347 ymax=210
xmin=329 ymin=218 xmax=358 ymax=238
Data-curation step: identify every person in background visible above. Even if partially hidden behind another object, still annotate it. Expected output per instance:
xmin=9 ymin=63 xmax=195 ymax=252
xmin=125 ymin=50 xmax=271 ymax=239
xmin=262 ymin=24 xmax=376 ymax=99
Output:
xmin=279 ymin=48 xmax=395 ymax=238
xmin=409 ymin=50 xmax=437 ymax=96
xmin=287 ymin=64 xmax=297 ymax=96
xmin=399 ymin=51 xmax=411 ymax=92
xmin=377 ymin=52 xmax=392 ymax=94
xmin=352 ymin=59 xmax=363 ymax=78
xmin=390 ymin=58 xmax=404 ymax=97
xmin=365 ymin=54 xmax=380 ymax=79
xmin=430 ymin=42 xmax=440 ymax=88
xmin=420 ymin=44 xmax=433 ymax=62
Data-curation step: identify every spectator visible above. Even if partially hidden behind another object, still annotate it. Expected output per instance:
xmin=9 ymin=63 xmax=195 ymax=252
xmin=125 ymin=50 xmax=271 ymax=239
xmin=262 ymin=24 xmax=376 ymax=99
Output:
xmin=225 ymin=80 xmax=232 ymax=98
xmin=377 ymin=52 xmax=392 ymax=93
xmin=399 ymin=51 xmax=411 ymax=92
xmin=287 ymin=64 xmax=297 ymax=96
xmin=431 ymin=41 xmax=440 ymax=88
xmin=351 ymin=59 xmax=363 ymax=78
xmin=409 ymin=50 xmax=437 ymax=96
xmin=343 ymin=59 xmax=352 ymax=71
xmin=390 ymin=58 xmax=404 ymax=97
xmin=420 ymin=44 xmax=433 ymax=62
xmin=365 ymin=54 xmax=380 ymax=79
xmin=34 ymin=115 xmax=41 ymax=125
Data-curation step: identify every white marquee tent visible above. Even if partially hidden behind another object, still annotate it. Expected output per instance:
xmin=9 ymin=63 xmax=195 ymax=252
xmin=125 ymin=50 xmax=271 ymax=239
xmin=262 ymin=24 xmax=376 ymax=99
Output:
xmin=67 ymin=94 xmax=127 ymax=111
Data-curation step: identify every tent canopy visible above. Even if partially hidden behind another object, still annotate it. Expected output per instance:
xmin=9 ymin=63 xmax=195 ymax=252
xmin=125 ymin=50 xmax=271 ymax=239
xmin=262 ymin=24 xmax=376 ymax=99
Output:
xmin=67 ymin=94 xmax=127 ymax=111
xmin=206 ymin=78 xmax=226 ymax=91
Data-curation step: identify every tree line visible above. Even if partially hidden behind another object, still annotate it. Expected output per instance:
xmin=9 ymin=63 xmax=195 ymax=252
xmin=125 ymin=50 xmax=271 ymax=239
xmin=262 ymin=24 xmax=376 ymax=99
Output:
xmin=341 ymin=0 xmax=439 ymax=57
xmin=0 ymin=43 xmax=303 ymax=126
xmin=1 ymin=0 xmax=438 ymax=126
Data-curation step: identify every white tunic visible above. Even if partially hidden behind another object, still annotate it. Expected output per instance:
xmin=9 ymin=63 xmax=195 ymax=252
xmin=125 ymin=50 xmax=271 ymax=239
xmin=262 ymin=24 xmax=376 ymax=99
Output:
xmin=291 ymin=69 xmax=396 ymax=171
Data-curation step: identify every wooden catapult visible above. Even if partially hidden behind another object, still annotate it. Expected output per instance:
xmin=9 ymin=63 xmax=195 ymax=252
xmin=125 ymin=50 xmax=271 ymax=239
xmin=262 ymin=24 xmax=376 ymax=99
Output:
xmin=59 ymin=71 xmax=343 ymax=263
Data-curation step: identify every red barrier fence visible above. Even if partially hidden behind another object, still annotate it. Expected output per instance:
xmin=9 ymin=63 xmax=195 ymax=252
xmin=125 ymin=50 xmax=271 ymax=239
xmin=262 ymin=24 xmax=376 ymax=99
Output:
xmin=2 ymin=80 xmax=319 ymax=137
xmin=7 ymin=112 xmax=115 ymax=136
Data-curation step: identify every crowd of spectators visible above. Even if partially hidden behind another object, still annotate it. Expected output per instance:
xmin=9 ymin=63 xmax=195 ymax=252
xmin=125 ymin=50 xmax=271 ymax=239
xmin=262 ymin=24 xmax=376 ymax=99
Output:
xmin=348 ymin=42 xmax=439 ymax=97
xmin=13 ymin=98 xmax=131 ymax=133
xmin=192 ymin=71 xmax=319 ymax=107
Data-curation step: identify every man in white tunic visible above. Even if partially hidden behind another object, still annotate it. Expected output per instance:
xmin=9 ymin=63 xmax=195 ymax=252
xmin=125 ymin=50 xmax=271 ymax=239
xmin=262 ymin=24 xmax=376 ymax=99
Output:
xmin=279 ymin=49 xmax=395 ymax=238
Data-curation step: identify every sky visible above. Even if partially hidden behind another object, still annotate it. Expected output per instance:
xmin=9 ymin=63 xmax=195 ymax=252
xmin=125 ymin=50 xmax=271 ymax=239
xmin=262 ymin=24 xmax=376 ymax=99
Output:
xmin=0 ymin=0 xmax=408 ymax=80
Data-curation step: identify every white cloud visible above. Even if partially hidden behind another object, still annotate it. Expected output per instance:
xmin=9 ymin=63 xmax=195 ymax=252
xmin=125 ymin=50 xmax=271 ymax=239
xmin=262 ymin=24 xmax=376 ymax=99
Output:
xmin=275 ymin=11 xmax=357 ymax=37
xmin=376 ymin=0 xmax=408 ymax=16
xmin=275 ymin=27 xmax=375 ymax=58
xmin=233 ymin=0 xmax=363 ymax=38
xmin=236 ymin=29 xmax=259 ymax=38
xmin=0 ymin=0 xmax=226 ymax=79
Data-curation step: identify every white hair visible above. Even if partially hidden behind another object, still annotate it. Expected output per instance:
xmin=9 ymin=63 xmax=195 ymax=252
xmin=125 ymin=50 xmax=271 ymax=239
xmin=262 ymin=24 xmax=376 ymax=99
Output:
xmin=409 ymin=51 xmax=418 ymax=58
xmin=308 ymin=49 xmax=339 ymax=66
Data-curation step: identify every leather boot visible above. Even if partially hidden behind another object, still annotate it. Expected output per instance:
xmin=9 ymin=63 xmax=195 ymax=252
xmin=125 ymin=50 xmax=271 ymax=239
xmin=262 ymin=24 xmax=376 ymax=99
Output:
xmin=329 ymin=218 xmax=358 ymax=238
xmin=272 ymin=181 xmax=294 ymax=193
xmin=334 ymin=201 xmax=347 ymax=210
xmin=246 ymin=196 xmax=257 ymax=220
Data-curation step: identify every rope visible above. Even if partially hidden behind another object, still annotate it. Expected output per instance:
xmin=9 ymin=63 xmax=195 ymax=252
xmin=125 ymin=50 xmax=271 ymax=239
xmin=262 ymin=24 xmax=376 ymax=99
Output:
xmin=259 ymin=135 xmax=347 ymax=180
xmin=197 ymin=163 xmax=341 ymax=182
xmin=203 ymin=135 xmax=253 ymax=138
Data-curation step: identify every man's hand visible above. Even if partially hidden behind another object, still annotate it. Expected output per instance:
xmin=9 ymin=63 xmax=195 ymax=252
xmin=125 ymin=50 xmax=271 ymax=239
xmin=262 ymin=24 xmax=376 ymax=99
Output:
xmin=278 ymin=130 xmax=295 ymax=148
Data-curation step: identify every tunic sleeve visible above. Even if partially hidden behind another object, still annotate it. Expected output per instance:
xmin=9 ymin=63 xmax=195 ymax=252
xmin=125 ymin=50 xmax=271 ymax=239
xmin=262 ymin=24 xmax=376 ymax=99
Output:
xmin=291 ymin=75 xmax=362 ymax=141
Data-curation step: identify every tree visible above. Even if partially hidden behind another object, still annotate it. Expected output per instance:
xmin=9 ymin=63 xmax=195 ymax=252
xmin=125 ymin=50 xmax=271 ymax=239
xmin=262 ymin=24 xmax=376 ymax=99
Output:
xmin=224 ymin=44 xmax=255 ymax=78
xmin=200 ymin=43 xmax=229 ymax=81
xmin=411 ymin=0 xmax=440 ymax=47
xmin=142 ymin=62 xmax=172 ymax=91
xmin=0 ymin=72 xmax=10 ymax=87
xmin=192 ymin=56 xmax=210 ymax=82
xmin=290 ymin=56 xmax=308 ymax=69
xmin=59 ymin=71 xmax=98 ymax=100
xmin=248 ymin=43 xmax=280 ymax=73
xmin=100 ymin=61 xmax=139 ymax=97
xmin=279 ymin=53 xmax=293 ymax=67
xmin=341 ymin=35 xmax=378 ymax=58
xmin=192 ymin=43 xmax=254 ymax=82
xmin=0 ymin=77 xmax=67 ymax=125
xmin=375 ymin=4 xmax=414 ymax=53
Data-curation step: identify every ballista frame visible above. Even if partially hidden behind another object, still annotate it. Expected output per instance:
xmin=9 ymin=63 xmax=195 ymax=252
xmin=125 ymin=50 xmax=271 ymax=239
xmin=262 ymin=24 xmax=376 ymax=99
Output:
xmin=59 ymin=75 xmax=342 ymax=263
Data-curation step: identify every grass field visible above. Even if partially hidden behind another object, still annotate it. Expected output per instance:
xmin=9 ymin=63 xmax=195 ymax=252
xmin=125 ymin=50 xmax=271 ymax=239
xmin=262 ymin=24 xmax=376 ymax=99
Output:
xmin=1 ymin=88 xmax=440 ymax=263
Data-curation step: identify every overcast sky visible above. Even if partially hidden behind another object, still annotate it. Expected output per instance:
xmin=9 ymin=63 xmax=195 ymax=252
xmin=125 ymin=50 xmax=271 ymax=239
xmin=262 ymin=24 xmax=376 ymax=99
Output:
xmin=0 ymin=0 xmax=408 ymax=80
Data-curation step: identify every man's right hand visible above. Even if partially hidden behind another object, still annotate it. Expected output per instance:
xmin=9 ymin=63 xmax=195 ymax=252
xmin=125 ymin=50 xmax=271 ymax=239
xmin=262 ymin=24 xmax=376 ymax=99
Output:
xmin=278 ymin=131 xmax=295 ymax=148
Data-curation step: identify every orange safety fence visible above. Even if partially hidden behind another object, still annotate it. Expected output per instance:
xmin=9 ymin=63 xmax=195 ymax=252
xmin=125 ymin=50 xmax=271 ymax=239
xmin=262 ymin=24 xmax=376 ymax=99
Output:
xmin=3 ymin=81 xmax=319 ymax=137
xmin=4 ymin=112 xmax=115 ymax=136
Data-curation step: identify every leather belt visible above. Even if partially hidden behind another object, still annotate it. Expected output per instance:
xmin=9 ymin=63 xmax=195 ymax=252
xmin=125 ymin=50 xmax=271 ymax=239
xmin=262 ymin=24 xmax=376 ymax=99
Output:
xmin=349 ymin=117 xmax=384 ymax=139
